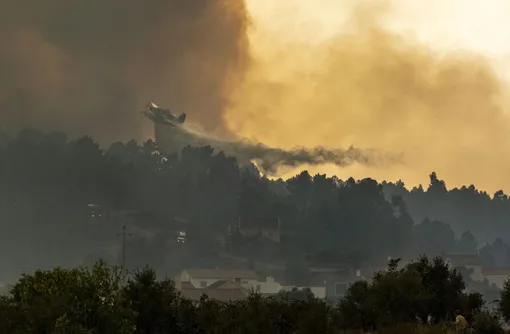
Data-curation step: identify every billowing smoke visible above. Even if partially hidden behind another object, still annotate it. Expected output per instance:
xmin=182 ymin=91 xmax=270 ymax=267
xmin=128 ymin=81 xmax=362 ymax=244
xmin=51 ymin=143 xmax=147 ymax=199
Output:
xmin=5 ymin=0 xmax=510 ymax=190
xmin=154 ymin=120 xmax=399 ymax=176
xmin=224 ymin=1 xmax=510 ymax=191
xmin=0 ymin=0 xmax=249 ymax=143
xmin=232 ymin=144 xmax=395 ymax=176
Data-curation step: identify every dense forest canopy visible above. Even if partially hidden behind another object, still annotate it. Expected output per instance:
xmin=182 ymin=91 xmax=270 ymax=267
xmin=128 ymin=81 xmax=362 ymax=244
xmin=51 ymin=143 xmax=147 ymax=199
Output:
xmin=1 ymin=128 xmax=510 ymax=280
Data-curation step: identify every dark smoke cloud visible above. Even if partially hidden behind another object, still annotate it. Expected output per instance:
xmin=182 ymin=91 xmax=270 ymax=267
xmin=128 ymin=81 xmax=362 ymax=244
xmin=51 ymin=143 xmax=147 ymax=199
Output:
xmin=233 ymin=145 xmax=399 ymax=176
xmin=0 ymin=0 xmax=249 ymax=143
xmin=154 ymin=121 xmax=400 ymax=176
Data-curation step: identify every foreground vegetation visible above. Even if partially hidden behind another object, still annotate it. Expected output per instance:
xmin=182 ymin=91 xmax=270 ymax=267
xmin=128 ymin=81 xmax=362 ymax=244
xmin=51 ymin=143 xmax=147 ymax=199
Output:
xmin=0 ymin=256 xmax=509 ymax=333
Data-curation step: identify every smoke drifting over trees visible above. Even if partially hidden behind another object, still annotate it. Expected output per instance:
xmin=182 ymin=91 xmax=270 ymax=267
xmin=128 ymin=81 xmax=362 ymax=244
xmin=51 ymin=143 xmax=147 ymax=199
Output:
xmin=3 ymin=1 xmax=510 ymax=191
xmin=153 ymin=121 xmax=400 ymax=176
xmin=226 ymin=2 xmax=510 ymax=191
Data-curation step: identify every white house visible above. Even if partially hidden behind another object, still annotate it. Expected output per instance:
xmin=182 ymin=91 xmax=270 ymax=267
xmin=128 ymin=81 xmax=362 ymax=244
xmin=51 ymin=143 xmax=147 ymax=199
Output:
xmin=249 ymin=276 xmax=282 ymax=294
xmin=481 ymin=268 xmax=510 ymax=289
xmin=179 ymin=269 xmax=260 ymax=289
xmin=240 ymin=275 xmax=326 ymax=298
xmin=177 ymin=269 xmax=326 ymax=298
xmin=444 ymin=254 xmax=484 ymax=282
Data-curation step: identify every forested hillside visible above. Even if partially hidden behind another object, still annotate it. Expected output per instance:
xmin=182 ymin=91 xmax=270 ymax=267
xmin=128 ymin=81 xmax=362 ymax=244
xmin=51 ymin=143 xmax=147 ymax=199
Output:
xmin=1 ymin=128 xmax=510 ymax=278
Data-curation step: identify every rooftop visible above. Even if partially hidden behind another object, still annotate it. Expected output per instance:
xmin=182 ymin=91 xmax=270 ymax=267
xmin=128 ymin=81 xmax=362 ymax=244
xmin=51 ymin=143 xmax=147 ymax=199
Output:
xmin=185 ymin=268 xmax=260 ymax=280
xmin=444 ymin=254 xmax=482 ymax=266
xmin=179 ymin=280 xmax=249 ymax=302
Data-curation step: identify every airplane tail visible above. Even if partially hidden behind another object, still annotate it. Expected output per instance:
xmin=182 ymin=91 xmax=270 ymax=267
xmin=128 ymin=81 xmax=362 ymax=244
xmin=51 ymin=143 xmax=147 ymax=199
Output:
xmin=178 ymin=113 xmax=186 ymax=123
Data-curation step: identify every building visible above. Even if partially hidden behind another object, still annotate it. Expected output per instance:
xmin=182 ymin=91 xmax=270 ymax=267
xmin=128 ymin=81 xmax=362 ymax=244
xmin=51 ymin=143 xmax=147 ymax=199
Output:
xmin=179 ymin=280 xmax=250 ymax=303
xmin=444 ymin=254 xmax=484 ymax=281
xmin=176 ymin=268 xmax=326 ymax=300
xmin=310 ymin=269 xmax=363 ymax=300
xmin=481 ymin=268 xmax=510 ymax=289
xmin=255 ymin=267 xmax=340 ymax=299
xmin=178 ymin=268 xmax=260 ymax=289
xmin=248 ymin=276 xmax=325 ymax=298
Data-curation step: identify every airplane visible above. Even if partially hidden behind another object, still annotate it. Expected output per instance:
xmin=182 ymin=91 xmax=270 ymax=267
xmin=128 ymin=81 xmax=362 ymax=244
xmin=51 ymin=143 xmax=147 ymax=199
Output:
xmin=142 ymin=101 xmax=186 ymax=127
xmin=141 ymin=111 xmax=173 ymax=126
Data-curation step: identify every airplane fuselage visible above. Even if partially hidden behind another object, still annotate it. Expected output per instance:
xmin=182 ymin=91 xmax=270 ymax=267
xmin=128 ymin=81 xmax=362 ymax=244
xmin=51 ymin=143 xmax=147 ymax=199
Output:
xmin=142 ymin=102 xmax=186 ymax=126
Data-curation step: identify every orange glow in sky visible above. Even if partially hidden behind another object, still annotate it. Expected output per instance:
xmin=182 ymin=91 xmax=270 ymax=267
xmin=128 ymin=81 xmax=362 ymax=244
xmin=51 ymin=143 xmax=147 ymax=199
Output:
xmin=223 ymin=0 xmax=510 ymax=192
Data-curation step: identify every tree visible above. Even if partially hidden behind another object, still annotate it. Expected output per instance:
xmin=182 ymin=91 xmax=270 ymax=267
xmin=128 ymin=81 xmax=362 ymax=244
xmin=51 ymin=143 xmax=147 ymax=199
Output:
xmin=456 ymin=230 xmax=478 ymax=254
xmin=499 ymin=279 xmax=510 ymax=323
xmin=276 ymin=287 xmax=315 ymax=302
xmin=471 ymin=310 xmax=504 ymax=334
xmin=412 ymin=219 xmax=455 ymax=255
xmin=6 ymin=261 xmax=134 ymax=333
xmin=338 ymin=255 xmax=482 ymax=331
xmin=122 ymin=267 xmax=180 ymax=334
xmin=7 ymin=127 xmax=510 ymax=293
xmin=337 ymin=280 xmax=375 ymax=330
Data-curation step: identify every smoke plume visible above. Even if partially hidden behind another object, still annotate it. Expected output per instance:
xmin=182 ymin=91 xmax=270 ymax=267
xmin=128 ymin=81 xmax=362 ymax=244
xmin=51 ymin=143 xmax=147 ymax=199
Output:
xmin=224 ymin=1 xmax=510 ymax=192
xmin=153 ymin=121 xmax=399 ymax=176
xmin=4 ymin=0 xmax=510 ymax=191
xmin=0 ymin=0 xmax=249 ymax=143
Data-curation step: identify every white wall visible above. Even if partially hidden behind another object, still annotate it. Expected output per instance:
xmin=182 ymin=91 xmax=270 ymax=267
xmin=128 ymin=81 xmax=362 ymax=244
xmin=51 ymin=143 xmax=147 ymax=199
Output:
xmin=239 ymin=279 xmax=262 ymax=290
xmin=181 ymin=272 xmax=327 ymax=298
xmin=310 ymin=286 xmax=326 ymax=299
xmin=190 ymin=278 xmax=218 ymax=288
xmin=181 ymin=270 xmax=260 ymax=289
xmin=181 ymin=270 xmax=217 ymax=288
xmin=181 ymin=271 xmax=191 ymax=282
xmin=243 ymin=277 xmax=282 ymax=294
xmin=485 ymin=275 xmax=508 ymax=289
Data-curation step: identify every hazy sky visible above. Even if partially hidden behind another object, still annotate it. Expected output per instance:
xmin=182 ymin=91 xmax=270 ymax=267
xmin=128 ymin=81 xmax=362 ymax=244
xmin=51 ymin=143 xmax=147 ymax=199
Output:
xmin=227 ymin=0 xmax=510 ymax=192
xmin=245 ymin=0 xmax=510 ymax=75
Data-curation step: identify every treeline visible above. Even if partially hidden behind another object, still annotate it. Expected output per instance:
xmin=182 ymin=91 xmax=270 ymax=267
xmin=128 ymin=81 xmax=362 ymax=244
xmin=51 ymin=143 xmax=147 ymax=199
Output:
xmin=0 ymin=256 xmax=508 ymax=333
xmin=384 ymin=174 xmax=510 ymax=247
xmin=2 ymin=129 xmax=510 ymax=274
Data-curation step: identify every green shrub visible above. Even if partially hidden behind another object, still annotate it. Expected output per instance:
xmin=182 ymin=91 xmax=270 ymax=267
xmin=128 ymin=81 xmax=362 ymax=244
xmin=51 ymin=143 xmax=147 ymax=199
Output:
xmin=471 ymin=311 xmax=504 ymax=334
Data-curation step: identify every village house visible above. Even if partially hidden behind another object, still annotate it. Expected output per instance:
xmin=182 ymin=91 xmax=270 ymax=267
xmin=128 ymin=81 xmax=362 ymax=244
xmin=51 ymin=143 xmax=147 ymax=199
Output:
xmin=179 ymin=280 xmax=250 ymax=303
xmin=481 ymin=268 xmax=510 ymax=289
xmin=249 ymin=275 xmax=326 ymax=298
xmin=310 ymin=269 xmax=364 ymax=300
xmin=176 ymin=268 xmax=327 ymax=300
xmin=444 ymin=253 xmax=484 ymax=281
xmin=177 ymin=268 xmax=260 ymax=289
